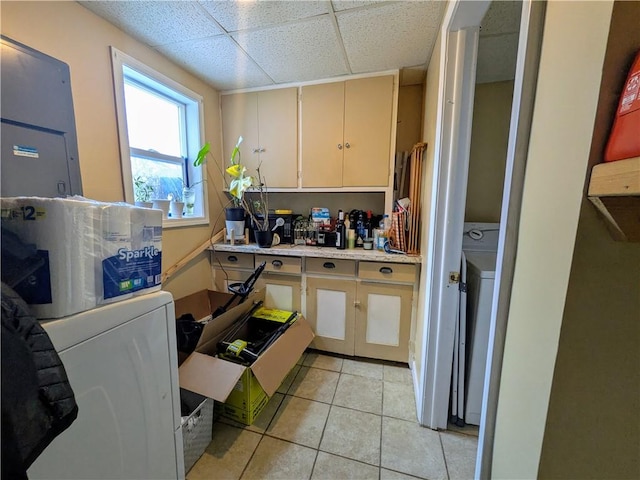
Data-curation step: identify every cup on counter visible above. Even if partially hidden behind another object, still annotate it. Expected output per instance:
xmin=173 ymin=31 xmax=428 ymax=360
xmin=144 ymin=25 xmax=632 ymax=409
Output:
xmin=347 ymin=229 xmax=356 ymax=249
xmin=363 ymin=238 xmax=374 ymax=250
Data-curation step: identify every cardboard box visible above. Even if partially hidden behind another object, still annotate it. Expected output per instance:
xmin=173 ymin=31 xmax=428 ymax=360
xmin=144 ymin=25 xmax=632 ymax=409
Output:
xmin=174 ymin=289 xmax=314 ymax=425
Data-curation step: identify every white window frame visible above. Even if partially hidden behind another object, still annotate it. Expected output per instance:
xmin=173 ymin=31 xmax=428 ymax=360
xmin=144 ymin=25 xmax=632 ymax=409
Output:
xmin=110 ymin=46 xmax=209 ymax=228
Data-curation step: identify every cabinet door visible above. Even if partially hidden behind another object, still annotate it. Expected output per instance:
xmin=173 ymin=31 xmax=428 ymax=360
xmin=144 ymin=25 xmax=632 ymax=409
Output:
xmin=301 ymin=82 xmax=344 ymax=187
xmin=354 ymin=281 xmax=412 ymax=362
xmin=257 ymin=88 xmax=298 ymax=187
xmin=221 ymin=92 xmax=260 ymax=176
xmin=306 ymin=276 xmax=356 ymax=355
xmin=256 ymin=272 xmax=301 ymax=312
xmin=343 ymin=75 xmax=394 ymax=187
xmin=213 ymin=268 xmax=253 ymax=293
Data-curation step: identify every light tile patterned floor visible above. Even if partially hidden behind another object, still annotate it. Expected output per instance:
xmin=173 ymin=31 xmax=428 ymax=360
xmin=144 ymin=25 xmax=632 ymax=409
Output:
xmin=187 ymin=350 xmax=478 ymax=480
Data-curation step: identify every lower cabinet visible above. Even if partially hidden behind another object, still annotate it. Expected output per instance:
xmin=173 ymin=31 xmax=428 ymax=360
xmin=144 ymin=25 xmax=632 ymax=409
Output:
xmin=257 ymin=272 xmax=302 ymax=312
xmin=354 ymin=281 xmax=412 ymax=362
xmin=255 ymin=254 xmax=302 ymax=312
xmin=306 ymin=276 xmax=356 ymax=356
xmin=212 ymin=252 xmax=255 ymax=293
xmin=211 ymin=250 xmax=417 ymax=363
xmin=306 ymin=261 xmax=414 ymax=362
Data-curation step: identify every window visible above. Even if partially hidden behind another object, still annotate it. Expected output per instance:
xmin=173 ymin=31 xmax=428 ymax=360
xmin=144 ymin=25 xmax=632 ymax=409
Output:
xmin=111 ymin=47 xmax=208 ymax=226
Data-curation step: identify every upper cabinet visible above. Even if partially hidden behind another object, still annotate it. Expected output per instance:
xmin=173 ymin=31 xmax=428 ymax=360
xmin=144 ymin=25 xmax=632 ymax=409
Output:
xmin=301 ymin=75 xmax=395 ymax=188
xmin=221 ymin=87 xmax=298 ymax=188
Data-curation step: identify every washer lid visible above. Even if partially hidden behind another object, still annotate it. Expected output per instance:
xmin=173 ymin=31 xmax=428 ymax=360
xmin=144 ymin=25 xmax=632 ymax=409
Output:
xmin=464 ymin=251 xmax=496 ymax=279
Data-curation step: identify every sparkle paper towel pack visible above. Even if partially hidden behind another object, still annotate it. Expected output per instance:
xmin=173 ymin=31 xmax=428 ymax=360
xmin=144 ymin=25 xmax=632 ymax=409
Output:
xmin=0 ymin=197 xmax=163 ymax=318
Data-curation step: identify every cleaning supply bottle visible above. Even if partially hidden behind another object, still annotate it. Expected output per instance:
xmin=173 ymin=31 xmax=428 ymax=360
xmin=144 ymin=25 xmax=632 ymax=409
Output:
xmin=377 ymin=214 xmax=390 ymax=250
xmin=336 ymin=210 xmax=346 ymax=250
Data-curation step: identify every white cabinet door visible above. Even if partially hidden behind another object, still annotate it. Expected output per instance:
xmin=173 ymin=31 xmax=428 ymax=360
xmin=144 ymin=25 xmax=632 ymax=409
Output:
xmin=306 ymin=277 xmax=356 ymax=355
xmin=257 ymin=272 xmax=301 ymax=312
xmin=354 ymin=282 xmax=412 ymax=362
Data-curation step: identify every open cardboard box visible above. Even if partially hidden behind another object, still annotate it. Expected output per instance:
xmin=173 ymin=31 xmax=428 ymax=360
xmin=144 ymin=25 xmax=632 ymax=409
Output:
xmin=174 ymin=289 xmax=314 ymax=422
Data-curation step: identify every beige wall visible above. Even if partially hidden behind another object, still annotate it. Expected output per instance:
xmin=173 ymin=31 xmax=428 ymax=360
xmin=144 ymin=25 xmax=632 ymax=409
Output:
xmin=538 ymin=1 xmax=640 ymax=477
xmin=492 ymin=1 xmax=613 ymax=477
xmin=465 ymin=81 xmax=514 ymax=222
xmin=396 ymin=85 xmax=424 ymax=153
xmin=1 ymin=1 xmax=225 ymax=300
xmin=412 ymin=32 xmax=442 ymax=389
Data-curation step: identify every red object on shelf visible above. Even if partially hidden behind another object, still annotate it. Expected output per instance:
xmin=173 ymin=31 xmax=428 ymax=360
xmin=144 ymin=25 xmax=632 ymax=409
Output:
xmin=604 ymin=49 xmax=640 ymax=162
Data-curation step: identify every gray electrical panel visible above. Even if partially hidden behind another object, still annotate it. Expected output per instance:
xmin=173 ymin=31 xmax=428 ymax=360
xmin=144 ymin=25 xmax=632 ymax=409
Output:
xmin=1 ymin=35 xmax=83 ymax=197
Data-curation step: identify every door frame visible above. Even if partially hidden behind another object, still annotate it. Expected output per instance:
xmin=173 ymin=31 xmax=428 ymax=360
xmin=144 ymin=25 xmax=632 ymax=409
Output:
xmin=418 ymin=0 xmax=546 ymax=477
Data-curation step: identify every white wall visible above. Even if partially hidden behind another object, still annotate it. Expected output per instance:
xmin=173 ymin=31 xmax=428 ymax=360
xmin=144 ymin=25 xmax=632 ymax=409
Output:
xmin=491 ymin=1 xmax=613 ymax=477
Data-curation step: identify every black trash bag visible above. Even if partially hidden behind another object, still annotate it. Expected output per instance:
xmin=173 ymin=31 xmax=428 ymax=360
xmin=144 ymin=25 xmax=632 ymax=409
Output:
xmin=176 ymin=313 xmax=203 ymax=355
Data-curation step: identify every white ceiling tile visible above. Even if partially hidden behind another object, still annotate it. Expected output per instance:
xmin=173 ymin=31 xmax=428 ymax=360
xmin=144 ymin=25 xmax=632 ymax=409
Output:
xmin=480 ymin=1 xmax=522 ymax=36
xmin=331 ymin=0 xmax=390 ymax=12
xmin=232 ymin=17 xmax=349 ymax=83
xmin=337 ymin=1 xmax=446 ymax=73
xmin=476 ymin=33 xmax=519 ymax=84
xmin=156 ymin=36 xmax=273 ymax=91
xmin=199 ymin=0 xmax=329 ymax=32
xmin=79 ymin=1 xmax=223 ymax=47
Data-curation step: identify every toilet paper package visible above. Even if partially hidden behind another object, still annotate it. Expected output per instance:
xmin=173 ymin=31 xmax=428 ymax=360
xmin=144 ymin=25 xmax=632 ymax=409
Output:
xmin=0 ymin=196 xmax=100 ymax=318
xmin=128 ymin=206 xmax=163 ymax=296
xmin=0 ymin=197 xmax=164 ymax=318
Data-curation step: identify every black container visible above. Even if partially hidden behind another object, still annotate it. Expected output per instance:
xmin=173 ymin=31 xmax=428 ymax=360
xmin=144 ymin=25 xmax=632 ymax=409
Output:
xmin=250 ymin=213 xmax=294 ymax=244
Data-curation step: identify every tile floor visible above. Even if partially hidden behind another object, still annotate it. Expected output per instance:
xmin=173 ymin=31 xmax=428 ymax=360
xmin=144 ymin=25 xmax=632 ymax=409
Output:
xmin=188 ymin=351 xmax=479 ymax=480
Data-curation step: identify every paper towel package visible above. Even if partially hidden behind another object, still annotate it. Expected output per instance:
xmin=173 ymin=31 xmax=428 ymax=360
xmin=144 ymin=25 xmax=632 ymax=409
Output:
xmin=0 ymin=197 xmax=163 ymax=318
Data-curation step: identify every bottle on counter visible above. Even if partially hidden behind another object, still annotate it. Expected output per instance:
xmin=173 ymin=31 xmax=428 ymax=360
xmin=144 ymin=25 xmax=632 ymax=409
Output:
xmin=365 ymin=210 xmax=373 ymax=240
xmin=356 ymin=210 xmax=365 ymax=248
xmin=377 ymin=214 xmax=390 ymax=250
xmin=336 ymin=209 xmax=346 ymax=250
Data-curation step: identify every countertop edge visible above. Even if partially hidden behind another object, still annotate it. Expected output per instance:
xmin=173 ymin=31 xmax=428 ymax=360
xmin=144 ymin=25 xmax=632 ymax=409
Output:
xmin=209 ymin=243 xmax=422 ymax=264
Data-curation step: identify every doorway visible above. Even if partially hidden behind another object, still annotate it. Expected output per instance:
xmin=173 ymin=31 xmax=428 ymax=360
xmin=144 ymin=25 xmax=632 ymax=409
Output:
xmin=417 ymin=0 xmax=546 ymax=477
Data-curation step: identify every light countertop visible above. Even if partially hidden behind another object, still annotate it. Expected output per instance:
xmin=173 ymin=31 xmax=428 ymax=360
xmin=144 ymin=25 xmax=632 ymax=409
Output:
xmin=209 ymin=243 xmax=422 ymax=264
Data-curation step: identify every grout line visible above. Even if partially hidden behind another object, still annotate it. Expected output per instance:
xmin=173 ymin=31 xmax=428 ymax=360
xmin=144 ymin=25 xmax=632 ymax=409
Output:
xmin=439 ymin=430 xmax=451 ymax=480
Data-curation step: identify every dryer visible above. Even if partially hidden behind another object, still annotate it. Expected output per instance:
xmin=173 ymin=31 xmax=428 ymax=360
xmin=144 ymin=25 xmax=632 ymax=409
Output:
xmin=458 ymin=222 xmax=499 ymax=426
xmin=27 ymin=291 xmax=185 ymax=479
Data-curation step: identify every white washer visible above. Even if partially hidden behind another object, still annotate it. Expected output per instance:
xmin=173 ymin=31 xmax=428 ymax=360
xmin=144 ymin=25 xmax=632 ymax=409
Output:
xmin=462 ymin=222 xmax=499 ymax=426
xmin=27 ymin=291 xmax=185 ymax=480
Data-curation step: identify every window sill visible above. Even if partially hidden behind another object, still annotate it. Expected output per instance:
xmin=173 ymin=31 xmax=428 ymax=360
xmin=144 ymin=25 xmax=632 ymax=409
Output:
xmin=162 ymin=216 xmax=209 ymax=229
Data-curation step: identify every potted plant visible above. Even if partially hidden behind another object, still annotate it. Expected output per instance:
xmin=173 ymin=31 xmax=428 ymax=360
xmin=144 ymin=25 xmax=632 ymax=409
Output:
xmin=195 ymin=137 xmax=271 ymax=245
xmin=133 ymin=176 xmax=154 ymax=208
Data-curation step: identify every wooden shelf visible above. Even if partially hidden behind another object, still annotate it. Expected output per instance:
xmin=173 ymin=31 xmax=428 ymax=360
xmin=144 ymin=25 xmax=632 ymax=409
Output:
xmin=587 ymin=156 xmax=640 ymax=241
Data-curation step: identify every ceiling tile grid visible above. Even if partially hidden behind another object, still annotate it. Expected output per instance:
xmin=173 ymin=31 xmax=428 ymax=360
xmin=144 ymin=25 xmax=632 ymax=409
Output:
xmin=79 ymin=1 xmax=224 ymax=47
xmin=77 ymin=0 xmax=519 ymax=91
xmin=199 ymin=0 xmax=329 ymax=32
xmin=232 ymin=17 xmax=350 ymax=84
xmin=337 ymin=1 xmax=445 ymax=73
xmin=157 ymin=35 xmax=273 ymax=90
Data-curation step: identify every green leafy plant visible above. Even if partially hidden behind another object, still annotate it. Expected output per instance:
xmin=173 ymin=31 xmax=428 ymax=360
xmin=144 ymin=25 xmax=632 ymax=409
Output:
xmin=133 ymin=176 xmax=154 ymax=203
xmin=194 ymin=137 xmax=270 ymax=231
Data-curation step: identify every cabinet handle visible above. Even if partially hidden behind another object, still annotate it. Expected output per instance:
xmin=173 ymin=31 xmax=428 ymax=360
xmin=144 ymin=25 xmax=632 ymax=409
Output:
xmin=323 ymin=262 xmax=336 ymax=269
xmin=252 ymin=148 xmax=260 ymax=153
xmin=227 ymin=255 xmax=238 ymax=262
xmin=337 ymin=144 xmax=343 ymax=150
xmin=379 ymin=267 xmax=393 ymax=274
xmin=345 ymin=142 xmax=351 ymax=149
xmin=259 ymin=147 xmax=266 ymax=153
xmin=353 ymin=300 xmax=361 ymax=307
xmin=272 ymin=260 xmax=283 ymax=268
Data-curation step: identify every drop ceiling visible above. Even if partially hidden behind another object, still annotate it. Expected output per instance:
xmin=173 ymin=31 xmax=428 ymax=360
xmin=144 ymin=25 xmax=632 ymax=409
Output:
xmin=78 ymin=0 xmax=520 ymax=92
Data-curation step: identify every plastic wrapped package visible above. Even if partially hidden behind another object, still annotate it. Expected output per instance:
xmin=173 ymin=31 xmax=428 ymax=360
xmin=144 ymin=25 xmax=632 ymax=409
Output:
xmin=0 ymin=197 xmax=163 ymax=318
